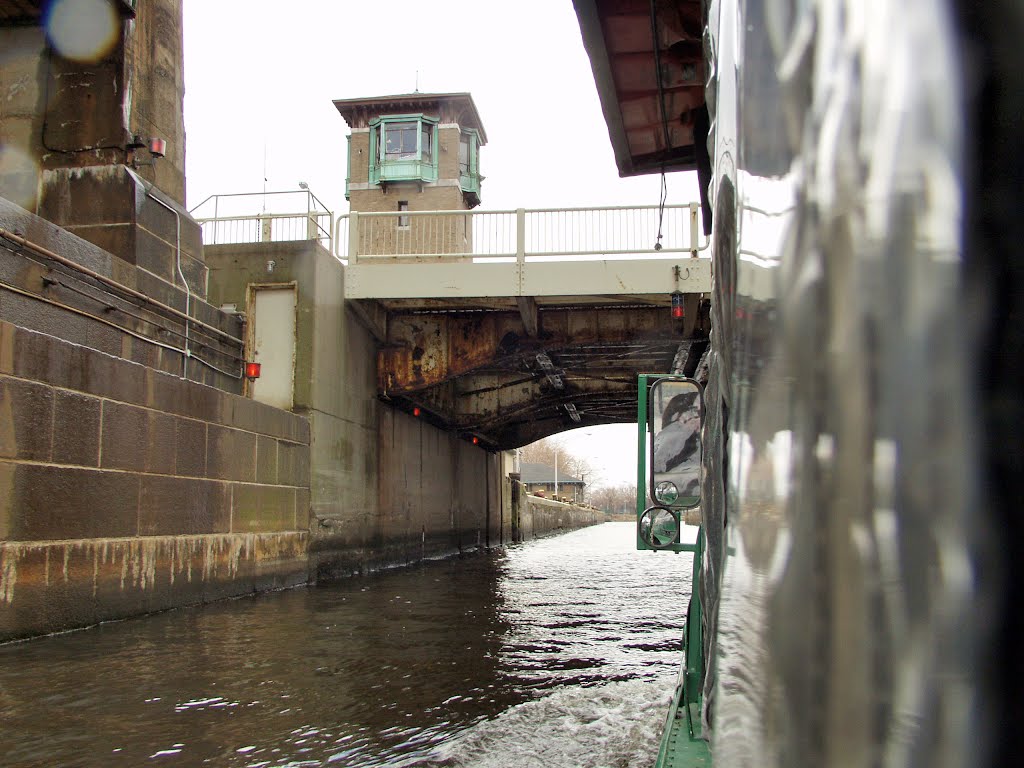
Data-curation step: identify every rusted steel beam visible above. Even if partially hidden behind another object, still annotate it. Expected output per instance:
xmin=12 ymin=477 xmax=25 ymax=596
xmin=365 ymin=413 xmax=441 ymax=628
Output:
xmin=378 ymin=305 xmax=692 ymax=394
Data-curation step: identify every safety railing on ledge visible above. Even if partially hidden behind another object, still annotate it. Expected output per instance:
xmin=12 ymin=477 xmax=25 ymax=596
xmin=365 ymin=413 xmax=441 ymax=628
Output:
xmin=337 ymin=203 xmax=706 ymax=263
xmin=190 ymin=190 xmax=333 ymax=249
xmin=189 ymin=197 xmax=709 ymax=264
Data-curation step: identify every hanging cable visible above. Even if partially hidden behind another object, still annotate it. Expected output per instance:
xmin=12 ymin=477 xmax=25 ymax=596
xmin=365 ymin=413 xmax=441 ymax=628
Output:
xmin=655 ymin=171 xmax=668 ymax=250
xmin=649 ymin=0 xmax=672 ymax=250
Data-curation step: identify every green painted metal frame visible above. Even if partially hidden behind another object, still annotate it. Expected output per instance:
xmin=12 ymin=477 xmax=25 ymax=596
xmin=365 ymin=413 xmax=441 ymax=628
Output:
xmin=636 ymin=373 xmax=699 ymax=554
xmin=458 ymin=128 xmax=481 ymax=197
xmin=637 ymin=373 xmax=711 ymax=767
xmin=637 ymin=372 xmax=651 ymax=546
xmin=652 ymin=527 xmax=710 ymax=768
xmin=345 ymin=135 xmax=352 ymax=199
xmin=367 ymin=114 xmax=440 ymax=186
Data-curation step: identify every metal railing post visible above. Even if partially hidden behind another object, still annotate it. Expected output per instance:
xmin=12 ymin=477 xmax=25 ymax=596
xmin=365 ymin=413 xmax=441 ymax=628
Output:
xmin=516 ymin=208 xmax=526 ymax=262
xmin=689 ymin=202 xmax=700 ymax=257
xmin=516 ymin=208 xmax=526 ymax=295
xmin=348 ymin=211 xmax=360 ymax=265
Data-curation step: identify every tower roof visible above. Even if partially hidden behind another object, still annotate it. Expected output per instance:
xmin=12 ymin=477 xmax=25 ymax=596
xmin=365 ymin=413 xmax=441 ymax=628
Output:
xmin=333 ymin=92 xmax=487 ymax=144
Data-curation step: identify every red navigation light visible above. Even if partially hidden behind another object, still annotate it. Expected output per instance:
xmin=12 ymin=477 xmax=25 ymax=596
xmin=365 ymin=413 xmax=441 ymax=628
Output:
xmin=245 ymin=362 xmax=261 ymax=380
xmin=670 ymin=291 xmax=685 ymax=319
xmin=472 ymin=436 xmax=480 ymax=445
xmin=413 ymin=406 xmax=422 ymax=417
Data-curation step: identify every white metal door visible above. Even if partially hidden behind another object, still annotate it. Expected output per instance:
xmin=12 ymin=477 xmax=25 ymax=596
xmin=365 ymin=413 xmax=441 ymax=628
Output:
xmin=250 ymin=286 xmax=296 ymax=410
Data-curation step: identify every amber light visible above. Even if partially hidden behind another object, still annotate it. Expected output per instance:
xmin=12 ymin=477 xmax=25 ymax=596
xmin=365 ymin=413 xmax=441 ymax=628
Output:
xmin=245 ymin=362 xmax=261 ymax=380
xmin=671 ymin=291 xmax=685 ymax=319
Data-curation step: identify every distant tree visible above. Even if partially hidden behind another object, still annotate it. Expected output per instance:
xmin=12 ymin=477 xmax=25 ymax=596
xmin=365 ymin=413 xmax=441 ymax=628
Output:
xmin=519 ymin=437 xmax=594 ymax=498
xmin=590 ymin=483 xmax=636 ymax=516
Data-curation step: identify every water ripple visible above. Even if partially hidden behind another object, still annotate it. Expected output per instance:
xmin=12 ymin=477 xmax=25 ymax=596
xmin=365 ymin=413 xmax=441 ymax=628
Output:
xmin=0 ymin=523 xmax=692 ymax=767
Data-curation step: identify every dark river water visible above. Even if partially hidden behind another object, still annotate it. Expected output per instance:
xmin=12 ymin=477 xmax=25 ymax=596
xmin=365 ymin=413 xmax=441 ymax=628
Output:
xmin=0 ymin=522 xmax=694 ymax=768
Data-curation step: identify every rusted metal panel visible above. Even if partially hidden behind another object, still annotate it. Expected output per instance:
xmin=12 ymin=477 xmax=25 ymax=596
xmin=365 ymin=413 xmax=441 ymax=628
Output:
xmin=380 ymin=305 xmax=695 ymax=393
xmin=378 ymin=316 xmax=449 ymax=393
xmin=376 ymin=301 xmax=705 ymax=448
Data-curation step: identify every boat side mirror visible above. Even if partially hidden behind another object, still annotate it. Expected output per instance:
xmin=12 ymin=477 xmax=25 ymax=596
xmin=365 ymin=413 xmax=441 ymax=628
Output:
xmin=648 ymin=378 xmax=703 ymax=509
xmin=638 ymin=506 xmax=681 ymax=549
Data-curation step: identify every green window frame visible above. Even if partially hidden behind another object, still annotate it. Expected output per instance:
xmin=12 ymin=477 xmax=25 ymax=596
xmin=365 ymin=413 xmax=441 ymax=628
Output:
xmin=458 ymin=128 xmax=480 ymax=197
xmin=368 ymin=114 xmax=438 ymax=186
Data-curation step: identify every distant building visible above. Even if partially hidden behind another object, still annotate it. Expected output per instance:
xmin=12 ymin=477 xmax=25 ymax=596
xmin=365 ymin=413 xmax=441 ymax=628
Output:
xmin=519 ymin=462 xmax=586 ymax=504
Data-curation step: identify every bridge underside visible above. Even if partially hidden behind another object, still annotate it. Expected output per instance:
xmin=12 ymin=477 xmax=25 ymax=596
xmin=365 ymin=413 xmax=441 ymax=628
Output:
xmin=355 ymin=293 xmax=709 ymax=449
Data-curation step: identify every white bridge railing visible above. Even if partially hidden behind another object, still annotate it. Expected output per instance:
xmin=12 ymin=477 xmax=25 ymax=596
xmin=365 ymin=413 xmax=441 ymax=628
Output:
xmin=191 ymin=197 xmax=707 ymax=262
xmin=191 ymin=197 xmax=711 ymax=298
xmin=337 ymin=203 xmax=706 ymax=263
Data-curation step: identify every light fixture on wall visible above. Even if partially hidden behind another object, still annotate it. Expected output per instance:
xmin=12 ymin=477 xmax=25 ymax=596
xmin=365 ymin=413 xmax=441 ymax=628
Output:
xmin=130 ymin=135 xmax=167 ymax=168
xmin=671 ymin=291 xmax=685 ymax=319
xmin=245 ymin=362 xmax=262 ymax=380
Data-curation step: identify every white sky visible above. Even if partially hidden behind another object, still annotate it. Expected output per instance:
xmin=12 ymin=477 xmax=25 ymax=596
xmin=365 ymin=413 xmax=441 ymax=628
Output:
xmin=181 ymin=0 xmax=698 ymax=487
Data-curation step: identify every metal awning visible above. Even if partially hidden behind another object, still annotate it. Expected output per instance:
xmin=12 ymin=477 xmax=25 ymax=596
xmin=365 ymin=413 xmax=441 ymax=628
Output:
xmin=573 ymin=0 xmax=705 ymax=177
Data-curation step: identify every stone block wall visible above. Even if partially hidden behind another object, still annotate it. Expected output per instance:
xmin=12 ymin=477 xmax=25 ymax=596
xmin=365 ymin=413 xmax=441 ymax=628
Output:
xmin=0 ymin=320 xmax=311 ymax=641
xmin=0 ymin=1 xmax=192 ymax=283
xmin=0 ymin=198 xmax=231 ymax=391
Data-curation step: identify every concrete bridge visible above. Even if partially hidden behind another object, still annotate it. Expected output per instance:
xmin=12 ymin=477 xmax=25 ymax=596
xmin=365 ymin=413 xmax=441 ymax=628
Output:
xmin=0 ymin=0 xmax=706 ymax=642
xmin=198 ymin=198 xmax=712 ymax=448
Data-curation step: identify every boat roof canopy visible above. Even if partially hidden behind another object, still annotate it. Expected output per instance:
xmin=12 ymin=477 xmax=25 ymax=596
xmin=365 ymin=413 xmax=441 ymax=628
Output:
xmin=573 ymin=0 xmax=705 ymax=177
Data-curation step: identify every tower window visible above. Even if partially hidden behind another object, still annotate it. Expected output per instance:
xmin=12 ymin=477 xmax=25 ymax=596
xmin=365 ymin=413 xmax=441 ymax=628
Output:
xmin=458 ymin=129 xmax=481 ymax=206
xmin=369 ymin=114 xmax=439 ymax=186
xmin=421 ymin=124 xmax=433 ymax=163
xmin=384 ymin=122 xmax=418 ymax=160
xmin=459 ymin=133 xmax=471 ymax=176
xmin=397 ymin=200 xmax=409 ymax=228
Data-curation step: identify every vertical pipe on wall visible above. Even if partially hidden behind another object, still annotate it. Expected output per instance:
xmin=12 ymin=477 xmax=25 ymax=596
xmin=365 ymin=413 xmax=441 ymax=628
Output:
xmin=146 ymin=190 xmax=189 ymax=380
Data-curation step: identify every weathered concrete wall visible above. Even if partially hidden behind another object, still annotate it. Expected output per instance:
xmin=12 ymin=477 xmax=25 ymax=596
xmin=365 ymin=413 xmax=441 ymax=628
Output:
xmin=517 ymin=495 xmax=605 ymax=540
xmin=206 ymin=241 xmax=504 ymax=577
xmin=0 ymin=2 xmax=186 ymax=206
xmin=0 ymin=320 xmax=311 ymax=642
xmin=0 ymin=26 xmax=48 ymax=213
xmin=39 ymin=167 xmax=206 ymax=292
xmin=0 ymin=1 xmax=195 ymax=283
xmin=124 ymin=0 xmax=187 ymax=205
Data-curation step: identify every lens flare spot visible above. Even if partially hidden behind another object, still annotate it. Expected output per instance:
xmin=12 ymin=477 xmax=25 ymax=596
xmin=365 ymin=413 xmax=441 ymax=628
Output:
xmin=0 ymin=144 xmax=40 ymax=210
xmin=45 ymin=0 xmax=119 ymax=63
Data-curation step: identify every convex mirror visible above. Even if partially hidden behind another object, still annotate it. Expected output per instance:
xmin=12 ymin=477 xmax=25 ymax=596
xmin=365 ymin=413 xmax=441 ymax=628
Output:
xmin=648 ymin=377 xmax=703 ymax=509
xmin=638 ymin=506 xmax=680 ymax=549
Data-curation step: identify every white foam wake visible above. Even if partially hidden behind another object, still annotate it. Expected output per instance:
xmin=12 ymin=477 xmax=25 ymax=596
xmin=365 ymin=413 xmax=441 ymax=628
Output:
xmin=433 ymin=677 xmax=672 ymax=768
